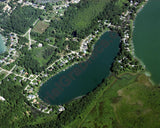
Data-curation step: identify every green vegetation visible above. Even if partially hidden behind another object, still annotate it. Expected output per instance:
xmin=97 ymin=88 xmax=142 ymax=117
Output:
xmin=17 ymin=43 xmax=60 ymax=74
xmin=31 ymin=45 xmax=59 ymax=66
xmin=62 ymin=73 xmax=160 ymax=128
xmin=15 ymin=72 xmax=159 ymax=128
xmin=35 ymin=0 xmax=124 ymax=49
xmin=0 ymin=3 xmax=4 ymax=13
xmin=0 ymin=5 xmax=42 ymax=34
xmin=18 ymin=36 xmax=29 ymax=45
xmin=0 ymin=74 xmax=41 ymax=127
xmin=0 ymin=0 xmax=158 ymax=128
xmin=32 ymin=21 xmax=49 ymax=34
xmin=27 ymin=0 xmax=132 ymax=74
xmin=18 ymin=51 xmax=43 ymax=74
xmin=1 ymin=0 xmax=143 ymax=74
xmin=66 ymin=0 xmax=110 ymax=32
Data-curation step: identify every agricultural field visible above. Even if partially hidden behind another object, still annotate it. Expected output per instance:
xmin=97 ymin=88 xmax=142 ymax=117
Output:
xmin=65 ymin=72 xmax=160 ymax=128
xmin=32 ymin=21 xmax=50 ymax=34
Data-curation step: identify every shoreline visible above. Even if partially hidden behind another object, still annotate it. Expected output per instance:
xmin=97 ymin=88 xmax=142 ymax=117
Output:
xmin=131 ymin=0 xmax=148 ymax=59
xmin=131 ymin=0 xmax=151 ymax=74
xmin=37 ymin=29 xmax=112 ymax=105
xmin=131 ymin=0 xmax=155 ymax=85
xmin=38 ymin=1 xmax=149 ymax=105
xmin=29 ymin=0 xmax=152 ymax=108
xmin=38 ymin=28 xmax=111 ymax=92
xmin=144 ymin=71 xmax=155 ymax=85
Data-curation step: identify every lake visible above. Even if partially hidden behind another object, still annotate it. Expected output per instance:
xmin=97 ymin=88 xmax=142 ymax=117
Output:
xmin=133 ymin=0 xmax=160 ymax=84
xmin=39 ymin=32 xmax=120 ymax=105
xmin=0 ymin=34 xmax=6 ymax=54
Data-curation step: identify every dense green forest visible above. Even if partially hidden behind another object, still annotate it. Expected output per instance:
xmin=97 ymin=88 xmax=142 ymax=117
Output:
xmin=0 ymin=5 xmax=42 ymax=34
xmin=0 ymin=74 xmax=44 ymax=127
xmin=1 ymin=0 xmax=158 ymax=128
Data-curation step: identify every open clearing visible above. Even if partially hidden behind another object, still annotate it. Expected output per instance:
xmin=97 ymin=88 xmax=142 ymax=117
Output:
xmin=65 ymin=72 xmax=160 ymax=128
xmin=32 ymin=21 xmax=49 ymax=34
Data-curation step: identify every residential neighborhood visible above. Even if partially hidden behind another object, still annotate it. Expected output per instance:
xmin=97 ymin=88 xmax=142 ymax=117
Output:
xmin=0 ymin=0 xmax=144 ymax=113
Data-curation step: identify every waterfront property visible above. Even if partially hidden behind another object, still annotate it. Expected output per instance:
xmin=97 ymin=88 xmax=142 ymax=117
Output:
xmin=0 ymin=0 xmax=146 ymax=113
xmin=39 ymin=32 xmax=120 ymax=105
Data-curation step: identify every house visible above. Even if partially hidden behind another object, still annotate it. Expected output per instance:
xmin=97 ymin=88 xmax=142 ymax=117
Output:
xmin=38 ymin=43 xmax=43 ymax=47
xmin=27 ymin=95 xmax=36 ymax=100
xmin=0 ymin=96 xmax=5 ymax=101
xmin=3 ymin=5 xmax=11 ymax=12
xmin=18 ymin=0 xmax=23 ymax=4
xmin=58 ymin=106 xmax=65 ymax=112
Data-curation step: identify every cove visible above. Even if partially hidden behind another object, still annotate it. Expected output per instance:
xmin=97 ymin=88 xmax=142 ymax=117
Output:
xmin=39 ymin=32 xmax=120 ymax=105
xmin=0 ymin=34 xmax=6 ymax=54
xmin=133 ymin=0 xmax=160 ymax=84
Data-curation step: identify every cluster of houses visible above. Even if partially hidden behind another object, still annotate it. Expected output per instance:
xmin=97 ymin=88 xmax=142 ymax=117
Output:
xmin=3 ymin=4 xmax=11 ymax=13
xmin=47 ymin=52 xmax=83 ymax=72
xmin=80 ymin=35 xmax=93 ymax=54
xmin=80 ymin=19 xmax=119 ymax=55
xmin=24 ymin=84 xmax=53 ymax=114
xmin=67 ymin=0 xmax=80 ymax=4
xmin=130 ymin=0 xmax=140 ymax=6
xmin=115 ymin=0 xmax=143 ymax=70
xmin=0 ymin=0 xmax=144 ymax=113
xmin=2 ymin=0 xmax=17 ymax=14
xmin=22 ymin=1 xmax=45 ymax=10
xmin=0 ymin=96 xmax=5 ymax=101
xmin=24 ymin=77 xmax=65 ymax=113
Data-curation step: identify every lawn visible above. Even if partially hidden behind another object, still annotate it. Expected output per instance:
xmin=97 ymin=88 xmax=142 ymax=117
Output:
xmin=32 ymin=21 xmax=49 ymax=34
xmin=65 ymin=72 xmax=160 ymax=128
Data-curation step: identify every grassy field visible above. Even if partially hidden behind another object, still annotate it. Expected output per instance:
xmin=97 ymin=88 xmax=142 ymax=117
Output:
xmin=33 ymin=21 xmax=49 ymax=34
xmin=69 ymin=0 xmax=110 ymax=32
xmin=65 ymin=72 xmax=160 ymax=128
xmin=31 ymin=45 xmax=55 ymax=66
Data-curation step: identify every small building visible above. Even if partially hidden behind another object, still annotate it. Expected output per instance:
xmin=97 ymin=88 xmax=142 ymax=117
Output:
xmin=38 ymin=43 xmax=43 ymax=47
xmin=18 ymin=0 xmax=23 ymax=4
xmin=0 ymin=96 xmax=5 ymax=101
xmin=3 ymin=5 xmax=11 ymax=12
xmin=27 ymin=95 xmax=36 ymax=100
xmin=39 ymin=6 xmax=45 ymax=10
xmin=58 ymin=106 xmax=65 ymax=112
